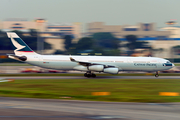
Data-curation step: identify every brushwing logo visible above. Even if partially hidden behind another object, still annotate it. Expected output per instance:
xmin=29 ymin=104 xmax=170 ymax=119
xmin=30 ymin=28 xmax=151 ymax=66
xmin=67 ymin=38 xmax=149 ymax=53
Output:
xmin=10 ymin=35 xmax=26 ymax=52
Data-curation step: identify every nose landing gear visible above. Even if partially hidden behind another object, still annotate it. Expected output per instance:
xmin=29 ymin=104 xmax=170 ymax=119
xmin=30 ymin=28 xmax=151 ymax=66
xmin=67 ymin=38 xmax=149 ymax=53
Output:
xmin=84 ymin=71 xmax=96 ymax=78
xmin=155 ymin=71 xmax=159 ymax=77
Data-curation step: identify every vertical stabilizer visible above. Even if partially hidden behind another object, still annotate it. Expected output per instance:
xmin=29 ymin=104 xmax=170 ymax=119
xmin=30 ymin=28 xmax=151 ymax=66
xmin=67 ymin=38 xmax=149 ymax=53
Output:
xmin=7 ymin=32 xmax=38 ymax=55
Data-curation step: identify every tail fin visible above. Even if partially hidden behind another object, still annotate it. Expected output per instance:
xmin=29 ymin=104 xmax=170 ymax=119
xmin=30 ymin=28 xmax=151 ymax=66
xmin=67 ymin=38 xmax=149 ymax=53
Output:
xmin=7 ymin=32 xmax=38 ymax=55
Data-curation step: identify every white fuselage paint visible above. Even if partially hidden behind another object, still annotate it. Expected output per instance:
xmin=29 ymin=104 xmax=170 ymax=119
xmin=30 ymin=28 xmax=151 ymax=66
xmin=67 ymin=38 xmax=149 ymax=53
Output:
xmin=24 ymin=55 xmax=174 ymax=72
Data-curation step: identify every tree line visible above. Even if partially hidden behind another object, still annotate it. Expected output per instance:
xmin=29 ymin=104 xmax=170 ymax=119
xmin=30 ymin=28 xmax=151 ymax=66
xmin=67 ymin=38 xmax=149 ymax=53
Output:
xmin=61 ymin=33 xmax=151 ymax=56
xmin=0 ymin=30 xmax=51 ymax=53
xmin=58 ymin=32 xmax=120 ymax=56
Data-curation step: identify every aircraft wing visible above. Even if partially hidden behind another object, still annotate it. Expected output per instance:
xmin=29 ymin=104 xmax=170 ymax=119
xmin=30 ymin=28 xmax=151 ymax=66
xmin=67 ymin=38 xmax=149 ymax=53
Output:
xmin=70 ymin=57 xmax=120 ymax=74
xmin=70 ymin=57 xmax=115 ymax=67
xmin=70 ymin=57 xmax=92 ymax=66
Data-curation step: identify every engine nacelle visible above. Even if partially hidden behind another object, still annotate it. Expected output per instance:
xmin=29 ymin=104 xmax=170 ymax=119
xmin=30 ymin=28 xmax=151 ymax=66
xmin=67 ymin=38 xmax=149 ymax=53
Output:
xmin=74 ymin=66 xmax=88 ymax=71
xmin=103 ymin=68 xmax=119 ymax=74
xmin=88 ymin=65 xmax=104 ymax=72
xmin=8 ymin=55 xmax=27 ymax=61
xmin=17 ymin=56 xmax=27 ymax=61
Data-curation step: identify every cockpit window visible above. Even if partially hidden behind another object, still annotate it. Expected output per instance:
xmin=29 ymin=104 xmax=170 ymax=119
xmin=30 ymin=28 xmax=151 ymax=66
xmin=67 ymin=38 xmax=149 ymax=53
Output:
xmin=166 ymin=61 xmax=171 ymax=63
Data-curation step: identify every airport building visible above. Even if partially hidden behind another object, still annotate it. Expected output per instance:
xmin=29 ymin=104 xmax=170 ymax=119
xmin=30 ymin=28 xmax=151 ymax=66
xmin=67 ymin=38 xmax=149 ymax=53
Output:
xmin=0 ymin=18 xmax=82 ymax=54
xmin=155 ymin=26 xmax=180 ymax=58
xmin=87 ymin=22 xmax=170 ymax=40
xmin=0 ymin=18 xmax=46 ymax=32
xmin=87 ymin=22 xmax=180 ymax=58
xmin=0 ymin=18 xmax=82 ymax=38
xmin=1 ymin=19 xmax=180 ymax=58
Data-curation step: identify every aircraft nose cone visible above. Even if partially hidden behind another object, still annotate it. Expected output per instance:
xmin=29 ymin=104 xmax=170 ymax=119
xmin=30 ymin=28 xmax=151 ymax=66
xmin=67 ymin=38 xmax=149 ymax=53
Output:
xmin=172 ymin=63 xmax=175 ymax=67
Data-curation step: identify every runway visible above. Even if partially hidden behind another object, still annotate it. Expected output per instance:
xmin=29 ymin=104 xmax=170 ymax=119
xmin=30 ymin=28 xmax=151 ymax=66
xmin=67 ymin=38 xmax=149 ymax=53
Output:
xmin=0 ymin=75 xmax=180 ymax=79
xmin=0 ymin=97 xmax=179 ymax=120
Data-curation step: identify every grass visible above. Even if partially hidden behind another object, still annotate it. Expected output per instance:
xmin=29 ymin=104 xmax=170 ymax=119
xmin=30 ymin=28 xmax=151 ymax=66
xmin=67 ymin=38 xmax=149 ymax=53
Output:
xmin=0 ymin=79 xmax=180 ymax=103
xmin=174 ymin=63 xmax=180 ymax=66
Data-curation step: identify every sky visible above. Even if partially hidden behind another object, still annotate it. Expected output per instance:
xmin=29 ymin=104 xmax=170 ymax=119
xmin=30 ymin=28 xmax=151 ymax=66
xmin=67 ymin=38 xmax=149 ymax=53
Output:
xmin=0 ymin=0 xmax=180 ymax=31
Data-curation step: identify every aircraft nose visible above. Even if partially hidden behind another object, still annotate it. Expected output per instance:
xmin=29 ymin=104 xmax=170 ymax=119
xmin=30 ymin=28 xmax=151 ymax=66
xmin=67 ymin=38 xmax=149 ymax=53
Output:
xmin=163 ymin=62 xmax=174 ymax=67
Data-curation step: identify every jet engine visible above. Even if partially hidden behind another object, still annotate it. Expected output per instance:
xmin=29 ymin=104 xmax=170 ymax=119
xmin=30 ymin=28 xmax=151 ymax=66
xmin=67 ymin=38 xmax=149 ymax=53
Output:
xmin=103 ymin=68 xmax=119 ymax=74
xmin=17 ymin=56 xmax=27 ymax=61
xmin=73 ymin=65 xmax=88 ymax=71
xmin=88 ymin=65 xmax=104 ymax=72
xmin=74 ymin=64 xmax=119 ymax=74
xmin=8 ymin=55 xmax=27 ymax=61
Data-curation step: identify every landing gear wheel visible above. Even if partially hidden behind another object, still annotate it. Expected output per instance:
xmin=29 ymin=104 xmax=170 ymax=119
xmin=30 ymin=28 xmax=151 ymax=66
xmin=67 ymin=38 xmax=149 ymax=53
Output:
xmin=91 ymin=73 xmax=96 ymax=78
xmin=84 ymin=72 xmax=96 ymax=78
xmin=84 ymin=73 xmax=87 ymax=77
xmin=87 ymin=74 xmax=91 ymax=78
xmin=155 ymin=71 xmax=159 ymax=78
xmin=155 ymin=74 xmax=159 ymax=77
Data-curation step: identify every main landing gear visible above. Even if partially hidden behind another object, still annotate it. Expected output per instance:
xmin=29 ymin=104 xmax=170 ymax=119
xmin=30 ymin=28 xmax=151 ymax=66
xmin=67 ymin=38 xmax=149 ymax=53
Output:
xmin=84 ymin=71 xmax=96 ymax=78
xmin=155 ymin=71 xmax=159 ymax=77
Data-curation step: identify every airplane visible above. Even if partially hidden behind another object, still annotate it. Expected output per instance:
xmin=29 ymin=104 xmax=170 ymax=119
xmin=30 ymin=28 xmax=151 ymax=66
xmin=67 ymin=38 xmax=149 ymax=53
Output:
xmin=6 ymin=32 xmax=174 ymax=78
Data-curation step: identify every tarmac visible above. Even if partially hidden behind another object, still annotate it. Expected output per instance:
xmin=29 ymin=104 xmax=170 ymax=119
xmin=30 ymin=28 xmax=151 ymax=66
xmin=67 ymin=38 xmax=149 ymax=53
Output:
xmin=0 ymin=97 xmax=179 ymax=120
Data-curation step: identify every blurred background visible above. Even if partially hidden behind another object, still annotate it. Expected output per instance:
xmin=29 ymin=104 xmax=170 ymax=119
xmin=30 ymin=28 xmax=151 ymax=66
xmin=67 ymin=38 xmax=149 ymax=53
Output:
xmin=0 ymin=2 xmax=180 ymax=119
xmin=0 ymin=0 xmax=180 ymax=72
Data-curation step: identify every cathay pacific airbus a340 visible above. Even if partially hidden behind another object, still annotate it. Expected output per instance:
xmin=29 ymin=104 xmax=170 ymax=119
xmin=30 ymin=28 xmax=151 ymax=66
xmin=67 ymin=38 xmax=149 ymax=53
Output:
xmin=7 ymin=32 xmax=174 ymax=77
